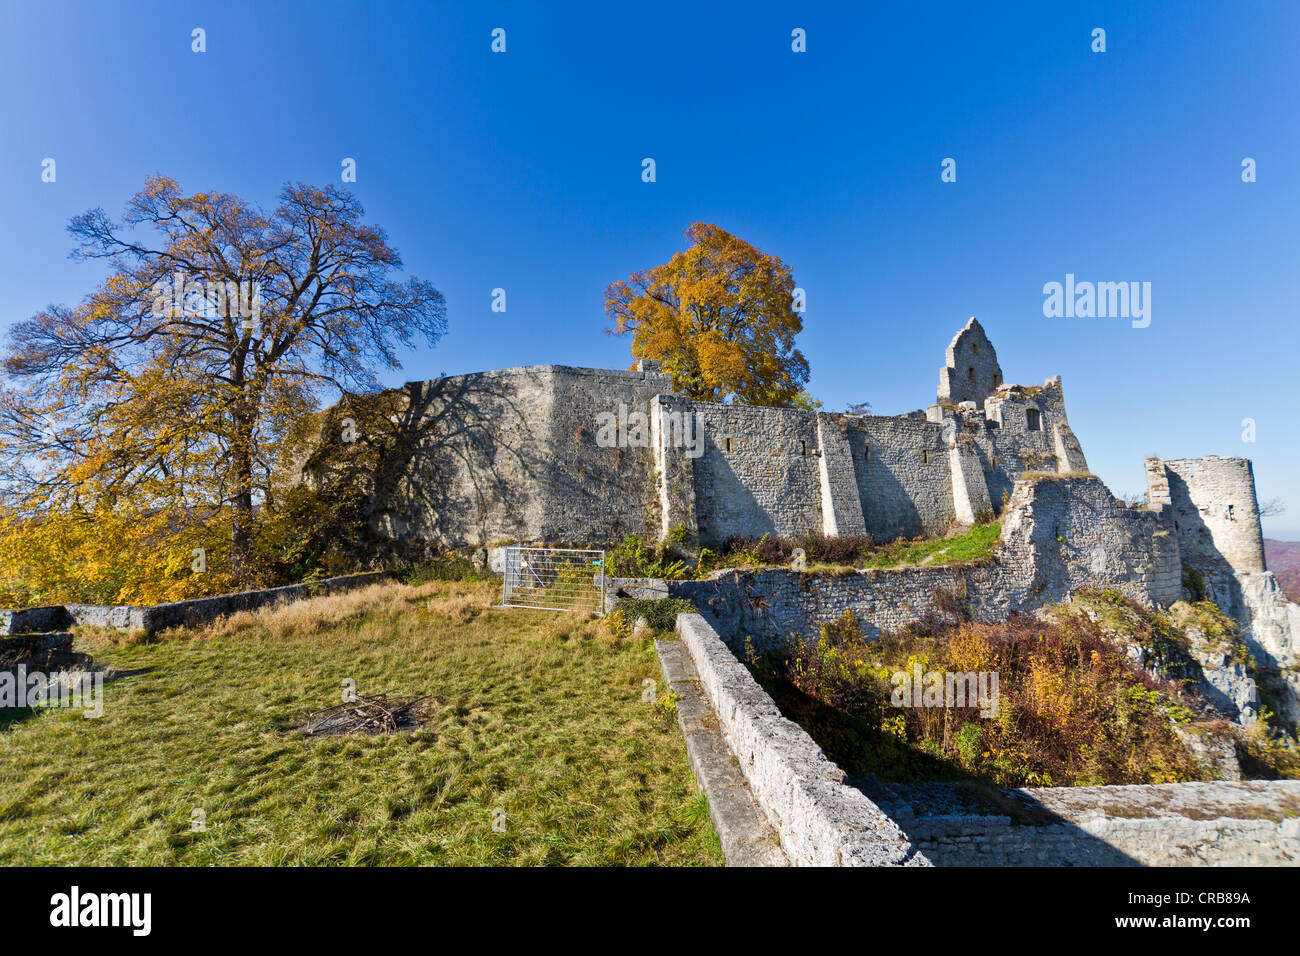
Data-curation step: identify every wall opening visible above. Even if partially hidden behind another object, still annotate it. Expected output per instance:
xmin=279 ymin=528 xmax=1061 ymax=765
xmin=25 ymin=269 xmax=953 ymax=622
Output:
xmin=1228 ymin=504 xmax=1236 ymax=521
xmin=800 ymin=440 xmax=807 ymax=456
xmin=725 ymin=437 xmax=733 ymax=454
xmin=1026 ymin=408 xmax=1041 ymax=431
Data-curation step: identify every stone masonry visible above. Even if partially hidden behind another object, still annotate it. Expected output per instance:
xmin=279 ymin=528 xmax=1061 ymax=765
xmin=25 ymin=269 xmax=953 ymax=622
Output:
xmin=937 ymin=317 xmax=1002 ymax=408
xmin=315 ymin=318 xmax=1093 ymax=551
xmin=306 ymin=319 xmax=1299 ymax=721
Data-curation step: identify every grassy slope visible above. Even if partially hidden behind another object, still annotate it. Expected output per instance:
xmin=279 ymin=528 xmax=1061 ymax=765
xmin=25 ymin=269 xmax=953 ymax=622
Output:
xmin=857 ymin=521 xmax=1002 ymax=569
xmin=0 ymin=580 xmax=721 ymax=866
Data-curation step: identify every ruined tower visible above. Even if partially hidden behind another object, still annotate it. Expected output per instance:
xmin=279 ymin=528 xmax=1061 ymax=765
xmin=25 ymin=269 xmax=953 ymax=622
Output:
xmin=937 ymin=317 xmax=1002 ymax=409
xmin=1147 ymin=456 xmax=1266 ymax=576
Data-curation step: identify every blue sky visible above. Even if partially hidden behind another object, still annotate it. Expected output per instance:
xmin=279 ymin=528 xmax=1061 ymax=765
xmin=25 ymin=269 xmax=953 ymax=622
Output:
xmin=2 ymin=2 xmax=1297 ymax=534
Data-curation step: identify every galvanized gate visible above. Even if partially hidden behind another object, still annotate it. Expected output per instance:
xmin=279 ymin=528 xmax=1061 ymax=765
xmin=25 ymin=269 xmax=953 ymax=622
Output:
xmin=500 ymin=547 xmax=605 ymax=615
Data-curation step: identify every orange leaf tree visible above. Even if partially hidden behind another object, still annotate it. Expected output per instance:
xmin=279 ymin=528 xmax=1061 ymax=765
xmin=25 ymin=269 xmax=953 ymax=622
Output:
xmin=604 ymin=223 xmax=812 ymax=406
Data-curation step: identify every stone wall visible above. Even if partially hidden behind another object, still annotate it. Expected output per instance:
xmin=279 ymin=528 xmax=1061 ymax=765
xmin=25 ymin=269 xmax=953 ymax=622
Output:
xmin=670 ymin=475 xmax=1183 ymax=647
xmin=815 ymin=413 xmax=867 ymax=536
xmin=0 ymin=605 xmax=71 ymax=637
xmin=866 ymin=779 xmax=1300 ymax=866
xmin=297 ymin=322 xmax=1099 ymax=554
xmin=325 ymin=365 xmax=671 ymax=550
xmin=1156 ymin=456 xmax=1266 ymax=575
xmin=1147 ymin=455 xmax=1300 ymax=727
xmin=670 ymin=608 xmax=1300 ymax=867
xmin=2 ymin=572 xmax=392 ymax=638
xmin=847 ymin=415 xmax=955 ymax=541
xmin=675 ymin=612 xmax=928 ymax=866
xmin=999 ymin=474 xmax=1183 ymax=609
xmin=690 ymin=401 xmax=825 ymax=545
xmin=937 ymin=317 xmax=1002 ymax=408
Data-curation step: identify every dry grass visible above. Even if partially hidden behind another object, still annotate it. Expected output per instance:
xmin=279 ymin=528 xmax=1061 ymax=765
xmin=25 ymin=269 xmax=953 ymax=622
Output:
xmin=425 ymin=590 xmax=489 ymax=624
xmin=2 ymin=579 xmax=720 ymax=866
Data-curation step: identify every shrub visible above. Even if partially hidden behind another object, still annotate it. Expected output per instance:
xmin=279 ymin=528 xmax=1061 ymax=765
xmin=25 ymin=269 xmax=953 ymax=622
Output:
xmin=605 ymin=535 xmax=690 ymax=579
xmin=750 ymin=603 xmax=1215 ymax=788
xmin=398 ymin=555 xmax=486 ymax=585
xmin=613 ymin=597 xmax=697 ymax=633
xmin=602 ymin=607 xmax=632 ymax=639
xmin=717 ymin=531 xmax=877 ymax=569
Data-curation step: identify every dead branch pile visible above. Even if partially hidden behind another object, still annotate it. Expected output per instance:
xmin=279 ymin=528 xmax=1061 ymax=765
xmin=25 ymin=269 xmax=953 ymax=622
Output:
xmin=300 ymin=693 xmax=433 ymax=736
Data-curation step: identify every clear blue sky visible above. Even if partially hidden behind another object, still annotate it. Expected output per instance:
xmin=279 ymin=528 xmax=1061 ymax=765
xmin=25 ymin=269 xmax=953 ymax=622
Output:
xmin=2 ymin=2 xmax=1297 ymax=534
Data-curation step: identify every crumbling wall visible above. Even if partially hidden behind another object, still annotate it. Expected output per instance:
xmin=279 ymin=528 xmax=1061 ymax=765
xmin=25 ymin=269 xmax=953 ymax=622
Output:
xmin=928 ymin=376 xmax=1088 ymax=518
xmin=937 ymin=317 xmax=1002 ymax=408
xmin=670 ymin=476 xmax=1182 ymax=645
xmin=303 ymin=321 xmax=1101 ymax=555
xmin=1146 ymin=455 xmax=1299 ymax=726
xmin=999 ymin=474 xmax=1183 ymax=609
xmin=1156 ymin=456 xmax=1266 ymax=580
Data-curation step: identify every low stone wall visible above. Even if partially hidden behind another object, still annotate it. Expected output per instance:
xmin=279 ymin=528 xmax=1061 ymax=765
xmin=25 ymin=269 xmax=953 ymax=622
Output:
xmin=0 ymin=605 xmax=72 ymax=637
xmin=668 ymin=475 xmax=1183 ymax=647
xmin=865 ymin=779 xmax=1300 ymax=866
xmin=0 ymin=629 xmax=74 ymax=663
xmin=671 ymin=564 xmax=994 ymax=651
xmin=130 ymin=571 xmax=394 ymax=633
xmin=2 ymin=571 xmax=393 ymax=637
xmin=674 ymin=612 xmax=928 ymax=866
xmin=672 ymin=599 xmax=1300 ymax=867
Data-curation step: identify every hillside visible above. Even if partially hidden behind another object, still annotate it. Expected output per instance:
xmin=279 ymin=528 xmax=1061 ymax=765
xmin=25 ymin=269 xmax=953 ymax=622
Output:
xmin=1265 ymin=539 xmax=1300 ymax=602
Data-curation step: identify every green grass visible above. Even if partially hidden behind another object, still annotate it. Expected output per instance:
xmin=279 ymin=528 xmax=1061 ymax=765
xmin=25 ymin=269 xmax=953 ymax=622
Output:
xmin=857 ymin=521 xmax=1002 ymax=569
xmin=0 ymin=580 xmax=721 ymax=866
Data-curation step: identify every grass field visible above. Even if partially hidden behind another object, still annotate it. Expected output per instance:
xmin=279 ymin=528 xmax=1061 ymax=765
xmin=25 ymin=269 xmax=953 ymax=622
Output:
xmin=0 ymin=579 xmax=721 ymax=866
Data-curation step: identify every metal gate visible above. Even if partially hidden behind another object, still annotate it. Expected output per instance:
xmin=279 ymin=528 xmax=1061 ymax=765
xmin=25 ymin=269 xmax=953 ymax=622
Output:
xmin=500 ymin=547 xmax=606 ymax=615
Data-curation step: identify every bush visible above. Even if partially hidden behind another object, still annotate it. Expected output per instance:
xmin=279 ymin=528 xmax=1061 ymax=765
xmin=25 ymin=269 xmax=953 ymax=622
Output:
xmin=605 ymin=535 xmax=690 ymax=579
xmin=613 ymin=597 xmax=697 ymax=633
xmin=397 ymin=555 xmax=487 ymax=585
xmin=750 ymin=603 xmax=1214 ymax=787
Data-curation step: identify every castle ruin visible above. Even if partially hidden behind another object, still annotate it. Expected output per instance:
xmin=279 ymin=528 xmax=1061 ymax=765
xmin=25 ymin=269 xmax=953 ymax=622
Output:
xmin=306 ymin=317 xmax=1300 ymax=724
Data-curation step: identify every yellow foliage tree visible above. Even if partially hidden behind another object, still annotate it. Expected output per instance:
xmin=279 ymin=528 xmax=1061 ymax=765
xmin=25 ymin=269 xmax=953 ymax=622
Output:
xmin=604 ymin=223 xmax=812 ymax=406
xmin=0 ymin=176 xmax=446 ymax=606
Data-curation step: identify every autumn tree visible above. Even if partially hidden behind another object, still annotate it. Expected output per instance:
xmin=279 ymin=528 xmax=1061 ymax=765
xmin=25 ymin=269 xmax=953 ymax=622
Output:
xmin=0 ymin=176 xmax=446 ymax=590
xmin=604 ymin=223 xmax=811 ymax=406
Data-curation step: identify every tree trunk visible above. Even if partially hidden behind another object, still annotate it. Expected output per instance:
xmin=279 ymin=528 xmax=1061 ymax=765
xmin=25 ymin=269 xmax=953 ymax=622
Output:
xmin=229 ymin=393 xmax=255 ymax=583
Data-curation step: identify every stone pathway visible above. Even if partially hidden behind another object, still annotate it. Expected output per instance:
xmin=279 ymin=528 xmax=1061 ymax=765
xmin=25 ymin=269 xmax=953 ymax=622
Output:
xmin=654 ymin=637 xmax=789 ymax=866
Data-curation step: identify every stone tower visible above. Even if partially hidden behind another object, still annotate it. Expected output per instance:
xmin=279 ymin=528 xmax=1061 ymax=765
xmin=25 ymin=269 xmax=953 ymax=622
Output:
xmin=1146 ymin=456 xmax=1266 ymax=575
xmin=937 ymin=317 xmax=1003 ymax=409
